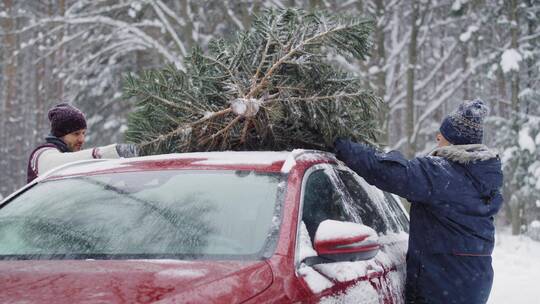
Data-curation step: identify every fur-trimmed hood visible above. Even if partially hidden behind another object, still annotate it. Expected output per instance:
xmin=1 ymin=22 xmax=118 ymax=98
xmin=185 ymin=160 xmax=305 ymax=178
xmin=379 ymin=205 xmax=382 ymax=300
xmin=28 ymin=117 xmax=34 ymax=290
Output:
xmin=430 ymin=144 xmax=503 ymax=198
xmin=429 ymin=144 xmax=499 ymax=164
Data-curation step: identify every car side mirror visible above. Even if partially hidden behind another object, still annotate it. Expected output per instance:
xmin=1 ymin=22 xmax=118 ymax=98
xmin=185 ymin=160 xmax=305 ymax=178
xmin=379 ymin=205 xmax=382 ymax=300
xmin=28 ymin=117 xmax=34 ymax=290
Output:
xmin=306 ymin=219 xmax=379 ymax=265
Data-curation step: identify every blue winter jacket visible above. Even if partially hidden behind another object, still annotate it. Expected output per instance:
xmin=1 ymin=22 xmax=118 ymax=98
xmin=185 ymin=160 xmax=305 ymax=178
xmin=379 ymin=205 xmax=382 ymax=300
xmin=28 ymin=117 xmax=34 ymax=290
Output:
xmin=334 ymin=139 xmax=503 ymax=256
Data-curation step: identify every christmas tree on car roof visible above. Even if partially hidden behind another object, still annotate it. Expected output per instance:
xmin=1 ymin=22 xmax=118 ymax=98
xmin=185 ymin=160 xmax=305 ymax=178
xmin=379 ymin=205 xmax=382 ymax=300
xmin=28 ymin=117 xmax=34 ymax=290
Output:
xmin=124 ymin=8 xmax=382 ymax=156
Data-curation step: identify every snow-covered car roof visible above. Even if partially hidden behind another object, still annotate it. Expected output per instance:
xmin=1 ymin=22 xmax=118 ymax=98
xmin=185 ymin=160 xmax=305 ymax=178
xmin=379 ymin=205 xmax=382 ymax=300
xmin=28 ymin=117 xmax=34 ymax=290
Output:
xmin=39 ymin=149 xmax=337 ymax=181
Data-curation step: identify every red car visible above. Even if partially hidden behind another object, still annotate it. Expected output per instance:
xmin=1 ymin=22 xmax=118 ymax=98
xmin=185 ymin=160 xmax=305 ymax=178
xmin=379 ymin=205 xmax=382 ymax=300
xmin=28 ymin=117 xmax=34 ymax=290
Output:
xmin=0 ymin=150 xmax=409 ymax=303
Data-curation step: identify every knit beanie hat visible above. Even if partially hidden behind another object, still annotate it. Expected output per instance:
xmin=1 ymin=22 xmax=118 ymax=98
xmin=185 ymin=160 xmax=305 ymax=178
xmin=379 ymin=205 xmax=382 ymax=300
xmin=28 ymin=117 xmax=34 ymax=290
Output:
xmin=439 ymin=99 xmax=489 ymax=145
xmin=48 ymin=103 xmax=87 ymax=138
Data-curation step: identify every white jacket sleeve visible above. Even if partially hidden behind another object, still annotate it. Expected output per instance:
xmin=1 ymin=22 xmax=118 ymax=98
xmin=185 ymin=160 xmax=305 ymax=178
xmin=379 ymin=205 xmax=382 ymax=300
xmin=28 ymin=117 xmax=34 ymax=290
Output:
xmin=37 ymin=144 xmax=120 ymax=175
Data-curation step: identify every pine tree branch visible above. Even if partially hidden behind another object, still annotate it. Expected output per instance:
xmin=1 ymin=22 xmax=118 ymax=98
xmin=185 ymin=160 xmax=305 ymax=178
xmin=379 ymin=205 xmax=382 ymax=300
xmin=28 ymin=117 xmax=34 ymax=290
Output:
xmin=202 ymin=55 xmax=245 ymax=96
xmin=200 ymin=115 xmax=241 ymax=146
xmin=248 ymin=22 xmax=365 ymax=98
xmin=288 ymin=92 xmax=370 ymax=102
xmin=140 ymin=108 xmax=232 ymax=148
xmin=263 ymin=109 xmax=275 ymax=143
xmin=126 ymin=78 xmax=194 ymax=110
xmin=275 ymin=86 xmax=307 ymax=92
xmin=144 ymin=92 xmax=192 ymax=110
xmin=240 ymin=118 xmax=252 ymax=143
xmin=253 ymin=32 xmax=273 ymax=86
xmin=263 ymin=92 xmax=371 ymax=104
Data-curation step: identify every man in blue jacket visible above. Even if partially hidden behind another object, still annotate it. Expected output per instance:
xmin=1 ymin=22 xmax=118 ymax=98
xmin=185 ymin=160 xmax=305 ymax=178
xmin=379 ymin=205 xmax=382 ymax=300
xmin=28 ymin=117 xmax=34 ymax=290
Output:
xmin=334 ymin=99 xmax=503 ymax=304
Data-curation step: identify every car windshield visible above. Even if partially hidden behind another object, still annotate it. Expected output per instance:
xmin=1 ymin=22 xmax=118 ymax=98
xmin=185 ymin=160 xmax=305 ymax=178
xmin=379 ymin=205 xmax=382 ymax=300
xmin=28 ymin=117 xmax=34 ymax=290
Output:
xmin=0 ymin=170 xmax=285 ymax=260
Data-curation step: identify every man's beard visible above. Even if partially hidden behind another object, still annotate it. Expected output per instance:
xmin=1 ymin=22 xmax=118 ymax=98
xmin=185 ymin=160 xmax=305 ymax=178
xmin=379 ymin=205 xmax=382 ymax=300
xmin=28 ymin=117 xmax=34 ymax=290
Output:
xmin=70 ymin=144 xmax=82 ymax=152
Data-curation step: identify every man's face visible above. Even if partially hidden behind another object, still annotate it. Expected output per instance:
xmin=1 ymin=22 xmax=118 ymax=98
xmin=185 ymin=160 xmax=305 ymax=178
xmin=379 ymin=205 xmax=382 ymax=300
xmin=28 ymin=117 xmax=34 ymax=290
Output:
xmin=62 ymin=129 xmax=86 ymax=152
xmin=436 ymin=132 xmax=451 ymax=147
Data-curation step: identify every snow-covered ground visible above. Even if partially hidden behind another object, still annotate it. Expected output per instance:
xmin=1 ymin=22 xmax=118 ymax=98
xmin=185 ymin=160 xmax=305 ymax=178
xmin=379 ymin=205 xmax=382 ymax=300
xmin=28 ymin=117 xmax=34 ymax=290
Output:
xmin=488 ymin=228 xmax=540 ymax=303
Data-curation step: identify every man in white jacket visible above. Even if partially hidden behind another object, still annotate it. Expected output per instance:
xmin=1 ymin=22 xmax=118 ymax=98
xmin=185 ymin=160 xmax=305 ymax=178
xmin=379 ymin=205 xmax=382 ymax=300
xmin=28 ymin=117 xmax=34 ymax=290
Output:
xmin=27 ymin=103 xmax=138 ymax=183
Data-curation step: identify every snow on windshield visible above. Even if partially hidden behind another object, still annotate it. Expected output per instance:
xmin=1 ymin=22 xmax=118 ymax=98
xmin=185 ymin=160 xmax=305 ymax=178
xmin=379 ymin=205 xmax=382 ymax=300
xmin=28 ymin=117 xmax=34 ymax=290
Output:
xmin=0 ymin=170 xmax=284 ymax=259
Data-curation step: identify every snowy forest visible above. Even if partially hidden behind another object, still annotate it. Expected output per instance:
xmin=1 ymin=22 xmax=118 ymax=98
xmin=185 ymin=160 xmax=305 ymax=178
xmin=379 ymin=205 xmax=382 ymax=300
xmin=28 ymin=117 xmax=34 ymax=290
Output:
xmin=0 ymin=0 xmax=539 ymax=237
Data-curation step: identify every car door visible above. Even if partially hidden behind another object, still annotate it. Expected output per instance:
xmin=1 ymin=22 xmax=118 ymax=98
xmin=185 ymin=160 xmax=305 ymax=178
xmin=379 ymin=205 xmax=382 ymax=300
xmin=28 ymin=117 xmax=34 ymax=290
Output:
xmin=335 ymin=168 xmax=409 ymax=304
xmin=295 ymin=164 xmax=408 ymax=304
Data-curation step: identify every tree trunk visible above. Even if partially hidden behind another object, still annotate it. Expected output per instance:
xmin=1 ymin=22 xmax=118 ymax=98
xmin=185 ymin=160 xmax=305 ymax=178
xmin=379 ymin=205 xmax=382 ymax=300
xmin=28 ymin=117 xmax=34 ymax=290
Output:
xmin=180 ymin=0 xmax=195 ymax=47
xmin=462 ymin=44 xmax=469 ymax=100
xmin=375 ymin=0 xmax=389 ymax=145
xmin=240 ymin=1 xmax=260 ymax=30
xmin=510 ymin=195 xmax=521 ymax=235
xmin=509 ymin=0 xmax=521 ymax=235
xmin=54 ymin=0 xmax=66 ymax=101
xmin=406 ymin=0 xmax=419 ymax=158
xmin=496 ymin=65 xmax=507 ymax=118
xmin=525 ymin=0 xmax=535 ymax=114
xmin=309 ymin=0 xmax=322 ymax=10
xmin=1 ymin=0 xmax=16 ymax=120
xmin=1 ymin=0 xmax=18 ymax=196
xmin=510 ymin=0 xmax=519 ymax=113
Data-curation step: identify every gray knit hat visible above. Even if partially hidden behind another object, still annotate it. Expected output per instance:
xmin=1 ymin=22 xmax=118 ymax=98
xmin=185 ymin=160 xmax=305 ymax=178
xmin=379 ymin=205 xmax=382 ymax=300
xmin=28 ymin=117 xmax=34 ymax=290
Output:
xmin=439 ymin=99 xmax=489 ymax=145
xmin=48 ymin=103 xmax=87 ymax=138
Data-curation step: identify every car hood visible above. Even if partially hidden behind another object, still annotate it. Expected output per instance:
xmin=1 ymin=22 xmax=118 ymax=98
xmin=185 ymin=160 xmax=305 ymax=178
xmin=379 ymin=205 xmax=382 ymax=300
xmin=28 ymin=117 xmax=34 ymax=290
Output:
xmin=0 ymin=259 xmax=273 ymax=303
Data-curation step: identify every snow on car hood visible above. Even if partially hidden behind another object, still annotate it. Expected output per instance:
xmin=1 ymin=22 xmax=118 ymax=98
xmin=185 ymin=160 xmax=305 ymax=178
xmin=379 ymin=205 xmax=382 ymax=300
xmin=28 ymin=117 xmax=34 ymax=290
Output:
xmin=0 ymin=259 xmax=273 ymax=303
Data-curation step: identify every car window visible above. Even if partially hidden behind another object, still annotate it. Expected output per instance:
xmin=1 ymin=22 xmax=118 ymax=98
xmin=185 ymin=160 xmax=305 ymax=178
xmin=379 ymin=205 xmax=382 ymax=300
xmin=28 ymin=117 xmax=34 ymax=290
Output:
xmin=301 ymin=168 xmax=350 ymax=241
xmin=0 ymin=170 xmax=284 ymax=260
xmin=337 ymin=170 xmax=409 ymax=234
xmin=383 ymin=192 xmax=410 ymax=233
xmin=337 ymin=170 xmax=390 ymax=234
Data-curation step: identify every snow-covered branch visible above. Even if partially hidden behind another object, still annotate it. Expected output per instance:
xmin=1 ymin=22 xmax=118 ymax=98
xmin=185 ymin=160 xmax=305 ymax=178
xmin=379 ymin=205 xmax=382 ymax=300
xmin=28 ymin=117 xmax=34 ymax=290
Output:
xmin=223 ymin=0 xmax=245 ymax=31
xmin=43 ymin=15 xmax=184 ymax=69
xmin=388 ymin=39 xmax=460 ymax=109
xmin=150 ymin=1 xmax=187 ymax=56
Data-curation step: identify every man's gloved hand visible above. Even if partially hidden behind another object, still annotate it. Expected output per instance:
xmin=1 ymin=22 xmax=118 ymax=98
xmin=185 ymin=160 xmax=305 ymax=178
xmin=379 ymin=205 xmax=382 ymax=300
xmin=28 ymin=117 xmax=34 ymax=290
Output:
xmin=116 ymin=143 xmax=139 ymax=158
